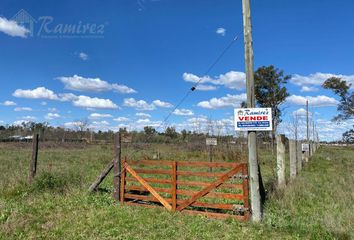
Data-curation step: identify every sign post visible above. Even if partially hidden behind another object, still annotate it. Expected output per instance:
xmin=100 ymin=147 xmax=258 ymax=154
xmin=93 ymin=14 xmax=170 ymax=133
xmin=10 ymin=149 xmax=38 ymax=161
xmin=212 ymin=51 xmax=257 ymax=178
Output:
xmin=206 ymin=138 xmax=217 ymax=172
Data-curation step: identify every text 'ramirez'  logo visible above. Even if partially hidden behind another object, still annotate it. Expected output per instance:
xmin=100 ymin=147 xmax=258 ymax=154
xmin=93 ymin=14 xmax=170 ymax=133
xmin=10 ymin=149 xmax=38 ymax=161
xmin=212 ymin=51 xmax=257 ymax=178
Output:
xmin=10 ymin=9 xmax=106 ymax=39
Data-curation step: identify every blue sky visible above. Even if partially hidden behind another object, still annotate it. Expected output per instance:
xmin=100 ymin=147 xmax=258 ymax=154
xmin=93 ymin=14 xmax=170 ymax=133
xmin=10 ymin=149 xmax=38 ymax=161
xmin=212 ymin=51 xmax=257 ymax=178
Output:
xmin=0 ymin=0 xmax=353 ymax=141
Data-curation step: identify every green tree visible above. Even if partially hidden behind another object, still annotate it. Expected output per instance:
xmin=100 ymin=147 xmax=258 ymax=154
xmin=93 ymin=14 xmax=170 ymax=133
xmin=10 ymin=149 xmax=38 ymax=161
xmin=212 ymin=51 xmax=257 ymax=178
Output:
xmin=322 ymin=77 xmax=353 ymax=121
xmin=181 ymin=129 xmax=188 ymax=141
xmin=164 ymin=127 xmax=177 ymax=139
xmin=119 ymin=127 xmax=128 ymax=134
xmin=143 ymin=126 xmax=156 ymax=137
xmin=254 ymin=65 xmax=290 ymax=145
xmin=342 ymin=128 xmax=354 ymax=144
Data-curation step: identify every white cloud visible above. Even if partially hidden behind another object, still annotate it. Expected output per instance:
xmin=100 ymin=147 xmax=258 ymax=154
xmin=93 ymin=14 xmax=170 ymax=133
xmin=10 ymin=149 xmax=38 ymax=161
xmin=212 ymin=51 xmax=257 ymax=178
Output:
xmin=64 ymin=121 xmax=84 ymax=128
xmin=45 ymin=113 xmax=60 ymax=120
xmin=187 ymin=116 xmax=208 ymax=124
xmin=212 ymin=71 xmax=246 ymax=89
xmin=14 ymin=107 xmax=32 ymax=111
xmin=173 ymin=108 xmax=194 ymax=116
xmin=91 ymin=120 xmax=110 ymax=126
xmin=292 ymin=108 xmax=306 ymax=117
xmin=13 ymin=120 xmax=30 ymax=126
xmin=183 ymin=71 xmax=245 ymax=90
xmin=89 ymin=113 xmax=113 ymax=119
xmin=136 ymin=113 xmax=151 ymax=118
xmin=0 ymin=17 xmax=30 ymax=38
xmin=72 ymin=95 xmax=119 ymax=109
xmin=79 ymin=52 xmax=89 ymax=61
xmin=286 ymin=95 xmax=338 ymax=107
xmin=183 ymin=73 xmax=202 ymax=83
xmin=134 ymin=119 xmax=162 ymax=129
xmin=153 ymin=100 xmax=173 ymax=108
xmin=56 ymin=75 xmax=136 ymax=94
xmin=114 ymin=117 xmax=130 ymax=122
xmin=137 ymin=118 xmax=150 ymax=124
xmin=22 ymin=116 xmax=36 ymax=121
xmin=197 ymin=93 xmax=246 ymax=109
xmin=291 ymin=72 xmax=354 ymax=89
xmin=179 ymin=115 xmax=235 ymax=135
xmin=112 ymin=84 xmax=136 ymax=94
xmin=1 ymin=100 xmax=16 ymax=106
xmin=48 ymin=107 xmax=58 ymax=112
xmin=314 ymin=118 xmax=354 ymax=141
xmin=58 ymin=93 xmax=78 ymax=102
xmin=300 ymin=86 xmax=318 ymax=92
xmin=216 ymin=27 xmax=226 ymax=36
xmin=123 ymin=98 xmax=155 ymax=111
xmin=41 ymin=101 xmax=47 ymax=106
xmin=12 ymin=87 xmax=118 ymax=110
xmin=13 ymin=87 xmax=59 ymax=100
xmin=292 ymin=108 xmax=312 ymax=117
xmin=195 ymin=84 xmax=217 ymax=91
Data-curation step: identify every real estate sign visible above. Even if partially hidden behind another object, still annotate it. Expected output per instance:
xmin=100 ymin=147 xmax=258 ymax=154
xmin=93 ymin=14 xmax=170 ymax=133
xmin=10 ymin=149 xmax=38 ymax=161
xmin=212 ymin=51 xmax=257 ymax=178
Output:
xmin=234 ymin=108 xmax=272 ymax=131
xmin=206 ymin=138 xmax=217 ymax=146
xmin=302 ymin=143 xmax=309 ymax=152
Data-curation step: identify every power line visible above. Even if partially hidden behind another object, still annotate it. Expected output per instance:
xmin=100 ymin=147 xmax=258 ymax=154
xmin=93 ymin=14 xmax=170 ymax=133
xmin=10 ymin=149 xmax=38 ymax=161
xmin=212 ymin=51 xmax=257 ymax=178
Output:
xmin=157 ymin=33 xmax=241 ymax=131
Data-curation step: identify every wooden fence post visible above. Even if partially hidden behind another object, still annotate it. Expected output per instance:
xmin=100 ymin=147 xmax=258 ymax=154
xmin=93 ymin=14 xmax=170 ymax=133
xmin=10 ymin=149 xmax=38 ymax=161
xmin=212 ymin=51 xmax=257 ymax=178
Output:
xmin=209 ymin=145 xmax=213 ymax=172
xmin=296 ymin=141 xmax=302 ymax=173
xmin=276 ymin=135 xmax=286 ymax=188
xmin=29 ymin=133 xmax=39 ymax=184
xmin=113 ymin=132 xmax=121 ymax=202
xmin=171 ymin=161 xmax=177 ymax=211
xmin=120 ymin=157 xmax=126 ymax=204
xmin=289 ymin=140 xmax=297 ymax=181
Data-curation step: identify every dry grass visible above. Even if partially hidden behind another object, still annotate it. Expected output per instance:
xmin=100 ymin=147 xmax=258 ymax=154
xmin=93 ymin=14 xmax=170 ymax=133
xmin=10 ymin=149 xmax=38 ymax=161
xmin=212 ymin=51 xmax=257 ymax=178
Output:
xmin=0 ymin=143 xmax=353 ymax=239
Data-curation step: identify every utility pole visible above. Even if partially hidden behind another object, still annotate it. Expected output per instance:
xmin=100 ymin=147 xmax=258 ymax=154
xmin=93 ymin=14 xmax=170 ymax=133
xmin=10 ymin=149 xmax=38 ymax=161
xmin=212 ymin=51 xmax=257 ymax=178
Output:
xmin=242 ymin=0 xmax=262 ymax=222
xmin=306 ymin=100 xmax=309 ymax=142
xmin=306 ymin=100 xmax=309 ymax=155
xmin=312 ymin=119 xmax=315 ymax=142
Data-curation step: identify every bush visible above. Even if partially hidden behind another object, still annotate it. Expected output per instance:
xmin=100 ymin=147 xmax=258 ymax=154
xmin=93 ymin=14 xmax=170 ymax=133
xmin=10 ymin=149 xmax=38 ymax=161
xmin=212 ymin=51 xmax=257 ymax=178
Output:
xmin=32 ymin=172 xmax=69 ymax=192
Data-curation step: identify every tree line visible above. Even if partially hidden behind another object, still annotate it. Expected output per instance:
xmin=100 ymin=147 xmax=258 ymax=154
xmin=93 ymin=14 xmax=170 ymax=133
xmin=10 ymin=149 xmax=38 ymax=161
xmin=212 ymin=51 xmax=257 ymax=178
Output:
xmin=1 ymin=65 xmax=352 ymax=143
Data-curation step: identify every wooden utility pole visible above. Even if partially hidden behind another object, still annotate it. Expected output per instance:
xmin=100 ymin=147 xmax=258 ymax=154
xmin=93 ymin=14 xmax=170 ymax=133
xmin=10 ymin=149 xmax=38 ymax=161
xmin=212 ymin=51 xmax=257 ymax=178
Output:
xmin=242 ymin=0 xmax=262 ymax=222
xmin=312 ymin=119 xmax=315 ymax=149
xmin=306 ymin=100 xmax=309 ymax=151
xmin=113 ymin=133 xmax=122 ymax=202
xmin=209 ymin=145 xmax=213 ymax=172
xmin=29 ymin=133 xmax=39 ymax=184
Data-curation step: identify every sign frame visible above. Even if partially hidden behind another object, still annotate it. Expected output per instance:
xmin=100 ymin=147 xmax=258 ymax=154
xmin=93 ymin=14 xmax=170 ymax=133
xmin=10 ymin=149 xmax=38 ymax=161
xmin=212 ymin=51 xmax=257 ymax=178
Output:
xmin=301 ymin=143 xmax=309 ymax=152
xmin=234 ymin=107 xmax=272 ymax=131
xmin=206 ymin=138 xmax=217 ymax=146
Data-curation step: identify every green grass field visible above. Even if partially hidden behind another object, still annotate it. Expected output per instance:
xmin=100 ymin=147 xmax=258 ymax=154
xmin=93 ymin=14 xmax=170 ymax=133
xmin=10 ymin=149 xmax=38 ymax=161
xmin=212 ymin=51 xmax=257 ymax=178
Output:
xmin=0 ymin=143 xmax=353 ymax=239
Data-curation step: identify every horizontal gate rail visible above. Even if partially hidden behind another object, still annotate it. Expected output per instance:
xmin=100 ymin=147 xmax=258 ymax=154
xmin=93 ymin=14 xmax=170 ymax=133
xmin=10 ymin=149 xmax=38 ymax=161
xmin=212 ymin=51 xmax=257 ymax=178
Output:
xmin=120 ymin=159 xmax=250 ymax=220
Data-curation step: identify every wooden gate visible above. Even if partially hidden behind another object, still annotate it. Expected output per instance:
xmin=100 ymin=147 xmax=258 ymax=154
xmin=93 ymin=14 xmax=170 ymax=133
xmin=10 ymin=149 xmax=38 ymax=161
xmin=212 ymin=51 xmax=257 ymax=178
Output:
xmin=119 ymin=159 xmax=250 ymax=220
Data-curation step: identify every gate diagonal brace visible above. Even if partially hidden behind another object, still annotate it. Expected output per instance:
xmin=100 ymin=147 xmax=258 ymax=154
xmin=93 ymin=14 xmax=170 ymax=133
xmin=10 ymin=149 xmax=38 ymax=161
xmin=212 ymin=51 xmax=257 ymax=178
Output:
xmin=177 ymin=165 xmax=244 ymax=212
xmin=125 ymin=163 xmax=173 ymax=211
